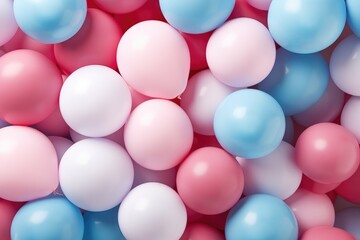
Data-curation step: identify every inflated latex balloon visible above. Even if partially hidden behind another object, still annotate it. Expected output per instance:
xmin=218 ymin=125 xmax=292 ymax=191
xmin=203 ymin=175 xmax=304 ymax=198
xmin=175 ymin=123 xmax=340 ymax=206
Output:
xmin=226 ymin=194 xmax=298 ymax=240
xmin=0 ymin=199 xmax=23 ymax=240
xmin=180 ymin=223 xmax=225 ymax=240
xmin=0 ymin=0 xmax=18 ymax=46
xmin=334 ymin=207 xmax=360 ymax=239
xmin=347 ymin=0 xmax=360 ymax=38
xmin=93 ymin=0 xmax=147 ymax=14
xmin=301 ymin=226 xmax=356 ymax=240
xmin=268 ymin=0 xmax=346 ymax=54
xmin=124 ymin=99 xmax=193 ymax=170
xmin=181 ymin=32 xmax=211 ymax=70
xmin=0 ymin=126 xmax=58 ymax=202
xmin=13 ymin=0 xmax=87 ymax=44
xmin=206 ymin=18 xmax=275 ymax=88
xmin=59 ymin=138 xmax=134 ymax=211
xmin=60 ymin=65 xmax=131 ymax=137
xmin=214 ymin=89 xmax=285 ymax=158
xmin=258 ymin=48 xmax=329 ymax=116
xmin=0 ymin=50 xmax=62 ymax=125
xmin=11 ymin=197 xmax=84 ymax=240
xmin=295 ymin=123 xmax=360 ymax=184
xmin=118 ymin=183 xmax=187 ymax=240
xmin=341 ymin=96 xmax=360 ymax=143
xmin=336 ymin=165 xmax=360 ymax=205
xmin=117 ymin=20 xmax=190 ymax=99
xmin=237 ymin=141 xmax=302 ymax=200
xmin=247 ymin=0 xmax=272 ymax=10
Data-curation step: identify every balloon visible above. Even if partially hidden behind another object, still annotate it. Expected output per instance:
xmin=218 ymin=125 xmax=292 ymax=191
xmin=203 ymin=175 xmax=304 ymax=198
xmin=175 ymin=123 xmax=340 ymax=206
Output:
xmin=124 ymin=99 xmax=193 ymax=170
xmin=33 ymin=106 xmax=70 ymax=138
xmin=93 ymin=0 xmax=147 ymax=14
xmin=226 ymin=194 xmax=298 ymax=240
xmin=334 ymin=207 xmax=360 ymax=239
xmin=336 ymin=165 xmax=360 ymax=204
xmin=341 ymin=96 xmax=360 ymax=143
xmin=59 ymin=65 xmax=131 ymax=137
xmin=206 ymin=18 xmax=275 ymax=88
xmin=214 ymin=89 xmax=285 ymax=158
xmin=0 ymin=50 xmax=62 ymax=125
xmin=159 ymin=0 xmax=235 ymax=34
xmin=180 ymin=32 xmax=211 ymax=70
xmin=13 ymin=0 xmax=87 ymax=44
xmin=180 ymin=223 xmax=225 ymax=240
xmin=11 ymin=197 xmax=84 ymax=240
xmin=347 ymin=0 xmax=360 ymax=38
xmin=247 ymin=0 xmax=272 ymax=10
xmin=59 ymin=138 xmax=134 ymax=211
xmin=258 ymin=48 xmax=329 ymax=116
xmin=330 ymin=35 xmax=360 ymax=96
xmin=180 ymin=69 xmax=237 ymax=136
xmin=54 ymin=9 xmax=122 ymax=74
xmin=300 ymin=175 xmax=339 ymax=194
xmin=177 ymin=147 xmax=244 ymax=215
xmin=83 ymin=207 xmax=125 ymax=240
xmin=0 ymin=126 xmax=58 ymax=202
xmin=301 ymin=226 xmax=356 ymax=240
xmin=118 ymin=183 xmax=187 ymax=240
xmin=237 ymin=141 xmax=302 ymax=200
xmin=268 ymin=0 xmax=346 ymax=54
xmin=117 ymin=20 xmax=190 ymax=99
xmin=295 ymin=123 xmax=360 ymax=184
xmin=0 ymin=0 xmax=18 ymax=46
xmin=0 ymin=199 xmax=23 ymax=240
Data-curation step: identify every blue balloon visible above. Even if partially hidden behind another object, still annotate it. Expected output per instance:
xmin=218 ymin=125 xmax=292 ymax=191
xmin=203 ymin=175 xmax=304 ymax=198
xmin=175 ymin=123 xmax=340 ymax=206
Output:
xmin=226 ymin=194 xmax=298 ymax=240
xmin=214 ymin=89 xmax=285 ymax=159
xmin=159 ymin=0 xmax=235 ymax=34
xmin=258 ymin=48 xmax=329 ymax=116
xmin=83 ymin=206 xmax=125 ymax=240
xmin=334 ymin=207 xmax=360 ymax=239
xmin=11 ymin=197 xmax=84 ymax=240
xmin=13 ymin=0 xmax=87 ymax=44
xmin=268 ymin=0 xmax=346 ymax=54
xmin=347 ymin=0 xmax=360 ymax=38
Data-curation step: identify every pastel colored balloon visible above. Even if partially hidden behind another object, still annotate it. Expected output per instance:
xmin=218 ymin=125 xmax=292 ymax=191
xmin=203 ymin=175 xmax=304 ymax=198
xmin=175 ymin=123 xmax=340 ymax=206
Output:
xmin=0 ymin=199 xmax=23 ymax=240
xmin=301 ymin=226 xmax=356 ymax=240
xmin=11 ymin=197 xmax=84 ymax=240
xmin=60 ymin=65 xmax=131 ymax=137
xmin=59 ymin=138 xmax=134 ymax=211
xmin=258 ymin=48 xmax=329 ymax=116
xmin=54 ymin=9 xmax=122 ymax=74
xmin=181 ymin=32 xmax=211 ymax=70
xmin=93 ymin=0 xmax=147 ymax=14
xmin=84 ymin=207 xmax=125 ymax=240
xmin=159 ymin=0 xmax=235 ymax=34
xmin=180 ymin=223 xmax=225 ymax=240
xmin=226 ymin=194 xmax=298 ymax=240
xmin=285 ymin=188 xmax=335 ymax=235
xmin=0 ymin=0 xmax=18 ymax=46
xmin=124 ymin=99 xmax=193 ymax=170
xmin=13 ymin=0 xmax=87 ymax=44
xmin=284 ymin=117 xmax=294 ymax=143
xmin=294 ymin=81 xmax=345 ymax=127
xmin=295 ymin=123 xmax=360 ymax=184
xmin=336 ymin=165 xmax=360 ymax=204
xmin=70 ymin=127 xmax=125 ymax=147
xmin=180 ymin=69 xmax=237 ymax=136
xmin=214 ymin=89 xmax=285 ymax=158
xmin=247 ymin=0 xmax=272 ymax=10
xmin=0 ymin=126 xmax=58 ymax=202
xmin=33 ymin=106 xmax=70 ymax=138
xmin=237 ymin=141 xmax=302 ymax=200
xmin=300 ymin=175 xmax=339 ymax=194
xmin=268 ymin=0 xmax=346 ymax=54
xmin=330 ymin=35 xmax=360 ymax=96
xmin=118 ymin=183 xmax=187 ymax=240
xmin=207 ymin=18 xmax=275 ymax=88
xmin=177 ymin=147 xmax=244 ymax=215
xmin=347 ymin=0 xmax=360 ymax=38
xmin=341 ymin=96 xmax=360 ymax=143
xmin=334 ymin=207 xmax=360 ymax=239
xmin=117 ymin=20 xmax=190 ymax=99
xmin=0 ymin=50 xmax=62 ymax=125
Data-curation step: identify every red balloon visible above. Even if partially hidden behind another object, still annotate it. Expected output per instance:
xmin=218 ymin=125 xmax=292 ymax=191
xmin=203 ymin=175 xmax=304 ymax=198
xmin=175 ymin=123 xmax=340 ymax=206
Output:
xmin=180 ymin=223 xmax=225 ymax=240
xmin=176 ymin=147 xmax=244 ymax=215
xmin=300 ymin=175 xmax=340 ymax=194
xmin=0 ymin=199 xmax=23 ymax=240
xmin=301 ymin=226 xmax=356 ymax=240
xmin=336 ymin=165 xmax=360 ymax=204
xmin=295 ymin=123 xmax=360 ymax=184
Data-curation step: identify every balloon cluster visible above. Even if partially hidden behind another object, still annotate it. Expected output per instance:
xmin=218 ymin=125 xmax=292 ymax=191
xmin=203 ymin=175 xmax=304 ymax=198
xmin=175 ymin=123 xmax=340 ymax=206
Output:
xmin=1 ymin=0 xmax=360 ymax=239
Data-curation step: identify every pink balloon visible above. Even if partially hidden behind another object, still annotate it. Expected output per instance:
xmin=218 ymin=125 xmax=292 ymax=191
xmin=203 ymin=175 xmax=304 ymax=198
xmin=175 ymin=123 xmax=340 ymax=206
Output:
xmin=180 ymin=223 xmax=225 ymax=240
xmin=117 ymin=20 xmax=190 ymax=99
xmin=285 ymin=188 xmax=335 ymax=235
xmin=124 ymin=99 xmax=193 ymax=170
xmin=93 ymin=0 xmax=148 ymax=14
xmin=301 ymin=226 xmax=356 ymax=240
xmin=247 ymin=0 xmax=272 ymax=11
xmin=0 ymin=126 xmax=58 ymax=201
xmin=0 ymin=199 xmax=23 ymax=240
xmin=33 ymin=106 xmax=70 ymax=137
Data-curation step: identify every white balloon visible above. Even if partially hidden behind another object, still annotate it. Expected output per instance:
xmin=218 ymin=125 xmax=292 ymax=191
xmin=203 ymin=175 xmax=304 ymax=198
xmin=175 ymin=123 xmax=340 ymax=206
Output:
xmin=237 ymin=141 xmax=302 ymax=200
xmin=59 ymin=138 xmax=134 ymax=211
xmin=60 ymin=65 xmax=132 ymax=137
xmin=180 ymin=69 xmax=237 ymax=135
xmin=341 ymin=96 xmax=360 ymax=143
xmin=69 ymin=127 xmax=125 ymax=147
xmin=118 ymin=182 xmax=187 ymax=240
xmin=0 ymin=0 xmax=18 ymax=46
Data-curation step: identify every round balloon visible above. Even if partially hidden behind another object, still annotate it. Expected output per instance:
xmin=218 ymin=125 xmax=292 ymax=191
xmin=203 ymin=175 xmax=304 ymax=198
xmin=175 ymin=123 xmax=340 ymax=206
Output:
xmin=334 ymin=207 xmax=360 ymax=239
xmin=0 ymin=0 xmax=18 ymax=46
xmin=93 ymin=0 xmax=147 ymax=14
xmin=347 ymin=0 xmax=360 ymax=38
xmin=341 ymin=96 xmax=360 ymax=143
xmin=301 ymin=226 xmax=356 ymax=240
xmin=180 ymin=223 xmax=224 ymax=240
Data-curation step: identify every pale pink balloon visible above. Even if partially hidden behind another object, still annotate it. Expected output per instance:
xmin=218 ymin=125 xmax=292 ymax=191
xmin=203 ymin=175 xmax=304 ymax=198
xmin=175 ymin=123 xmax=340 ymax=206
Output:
xmin=124 ymin=99 xmax=193 ymax=170
xmin=285 ymin=188 xmax=335 ymax=235
xmin=247 ymin=0 xmax=272 ymax=11
xmin=0 ymin=126 xmax=58 ymax=201
xmin=117 ymin=20 xmax=190 ymax=99
xmin=206 ymin=17 xmax=275 ymax=88
xmin=93 ymin=0 xmax=148 ymax=14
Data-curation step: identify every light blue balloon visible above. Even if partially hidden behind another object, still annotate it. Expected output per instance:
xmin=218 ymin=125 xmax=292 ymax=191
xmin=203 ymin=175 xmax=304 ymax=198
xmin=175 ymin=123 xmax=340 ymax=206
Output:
xmin=159 ymin=0 xmax=235 ymax=34
xmin=214 ymin=89 xmax=285 ymax=159
xmin=13 ymin=0 xmax=87 ymax=44
xmin=334 ymin=207 xmax=360 ymax=239
xmin=258 ymin=48 xmax=329 ymax=116
xmin=83 ymin=206 xmax=125 ymax=240
xmin=11 ymin=197 xmax=84 ymax=240
xmin=268 ymin=0 xmax=346 ymax=54
xmin=347 ymin=0 xmax=360 ymax=38
xmin=226 ymin=194 xmax=298 ymax=240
